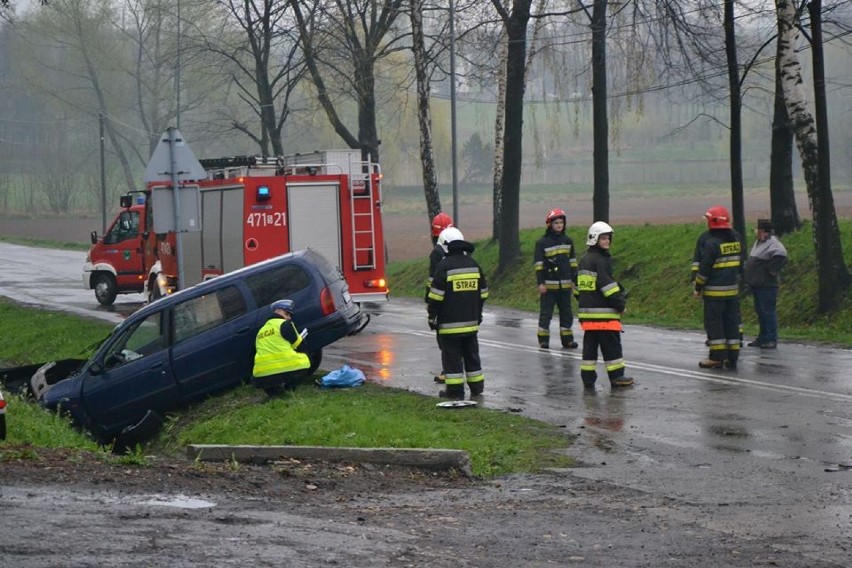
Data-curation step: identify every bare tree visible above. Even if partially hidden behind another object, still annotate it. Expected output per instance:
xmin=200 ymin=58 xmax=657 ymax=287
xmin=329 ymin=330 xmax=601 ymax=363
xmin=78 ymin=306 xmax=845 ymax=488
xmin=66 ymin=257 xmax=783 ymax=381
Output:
xmin=188 ymin=0 xmax=305 ymax=157
xmin=410 ymin=0 xmax=442 ymax=223
xmin=289 ymin=0 xmax=408 ymax=163
xmin=769 ymin=17 xmax=800 ymax=235
xmin=489 ymin=0 xmax=533 ymax=274
xmin=17 ymin=0 xmax=140 ymax=192
xmin=776 ymin=0 xmax=849 ymax=311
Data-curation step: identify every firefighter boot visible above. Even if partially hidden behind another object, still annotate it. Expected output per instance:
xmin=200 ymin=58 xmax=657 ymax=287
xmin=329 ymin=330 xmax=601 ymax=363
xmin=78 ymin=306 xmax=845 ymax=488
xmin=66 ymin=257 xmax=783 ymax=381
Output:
xmin=537 ymin=330 xmax=549 ymax=349
xmin=560 ymin=330 xmax=578 ymax=349
xmin=610 ymin=376 xmax=635 ymax=388
xmin=699 ymin=359 xmax=724 ymax=369
xmin=468 ymin=381 xmax=484 ymax=398
xmin=439 ymin=385 xmax=465 ymax=400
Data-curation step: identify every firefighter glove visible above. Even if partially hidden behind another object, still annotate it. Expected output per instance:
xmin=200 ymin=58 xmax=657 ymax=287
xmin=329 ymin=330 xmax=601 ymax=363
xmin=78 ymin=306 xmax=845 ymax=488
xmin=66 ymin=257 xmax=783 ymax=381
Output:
xmin=428 ymin=317 xmax=438 ymax=330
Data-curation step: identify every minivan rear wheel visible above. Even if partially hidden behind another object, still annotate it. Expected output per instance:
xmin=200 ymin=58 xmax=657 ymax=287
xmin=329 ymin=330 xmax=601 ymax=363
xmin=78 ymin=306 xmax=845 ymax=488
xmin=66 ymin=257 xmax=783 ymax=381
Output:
xmin=307 ymin=349 xmax=322 ymax=375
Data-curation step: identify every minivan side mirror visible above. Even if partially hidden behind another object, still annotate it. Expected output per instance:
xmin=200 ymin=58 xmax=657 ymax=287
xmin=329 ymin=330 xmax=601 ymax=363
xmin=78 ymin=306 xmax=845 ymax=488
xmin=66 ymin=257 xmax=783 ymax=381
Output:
xmin=88 ymin=361 xmax=104 ymax=375
xmin=90 ymin=231 xmax=98 ymax=245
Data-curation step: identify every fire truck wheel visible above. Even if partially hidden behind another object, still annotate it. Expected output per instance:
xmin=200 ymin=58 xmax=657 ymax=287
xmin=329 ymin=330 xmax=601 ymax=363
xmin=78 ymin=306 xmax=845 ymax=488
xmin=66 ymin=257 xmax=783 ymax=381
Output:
xmin=307 ymin=350 xmax=323 ymax=375
xmin=93 ymin=273 xmax=118 ymax=306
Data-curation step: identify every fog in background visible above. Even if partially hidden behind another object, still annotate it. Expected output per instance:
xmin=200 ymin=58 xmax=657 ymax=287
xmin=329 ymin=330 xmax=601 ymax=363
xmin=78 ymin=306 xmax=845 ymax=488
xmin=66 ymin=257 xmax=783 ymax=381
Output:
xmin=0 ymin=0 xmax=850 ymax=216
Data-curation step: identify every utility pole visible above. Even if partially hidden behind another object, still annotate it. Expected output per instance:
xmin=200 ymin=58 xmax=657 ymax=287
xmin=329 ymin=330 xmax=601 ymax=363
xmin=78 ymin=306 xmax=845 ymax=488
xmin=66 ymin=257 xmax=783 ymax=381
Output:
xmin=99 ymin=112 xmax=107 ymax=234
xmin=449 ymin=0 xmax=459 ymax=226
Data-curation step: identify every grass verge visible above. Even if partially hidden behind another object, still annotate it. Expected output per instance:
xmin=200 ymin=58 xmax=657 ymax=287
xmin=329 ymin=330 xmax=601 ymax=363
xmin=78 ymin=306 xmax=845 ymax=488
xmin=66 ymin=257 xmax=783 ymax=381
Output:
xmin=0 ymin=299 xmax=574 ymax=478
xmin=389 ymin=219 xmax=852 ymax=347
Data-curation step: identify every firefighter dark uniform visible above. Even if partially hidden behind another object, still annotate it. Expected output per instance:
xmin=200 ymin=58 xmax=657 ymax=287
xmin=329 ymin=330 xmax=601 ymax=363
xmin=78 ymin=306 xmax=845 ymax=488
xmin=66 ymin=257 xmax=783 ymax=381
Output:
xmin=576 ymin=222 xmax=633 ymax=389
xmin=693 ymin=227 xmax=743 ymax=344
xmin=694 ymin=206 xmax=742 ymax=369
xmin=425 ymin=213 xmax=454 ymax=384
xmin=252 ymin=300 xmax=311 ymax=393
xmin=427 ymin=229 xmax=488 ymax=400
xmin=534 ymin=208 xmax=578 ymax=348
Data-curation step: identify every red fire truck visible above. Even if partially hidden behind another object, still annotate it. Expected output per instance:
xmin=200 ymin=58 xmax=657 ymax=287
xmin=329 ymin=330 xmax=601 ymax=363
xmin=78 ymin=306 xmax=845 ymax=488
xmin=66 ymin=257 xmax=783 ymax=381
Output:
xmin=83 ymin=149 xmax=389 ymax=306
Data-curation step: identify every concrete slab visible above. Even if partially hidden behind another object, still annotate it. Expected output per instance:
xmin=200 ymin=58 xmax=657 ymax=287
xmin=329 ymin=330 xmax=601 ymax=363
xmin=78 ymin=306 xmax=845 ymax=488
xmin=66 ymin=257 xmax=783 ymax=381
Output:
xmin=187 ymin=444 xmax=473 ymax=477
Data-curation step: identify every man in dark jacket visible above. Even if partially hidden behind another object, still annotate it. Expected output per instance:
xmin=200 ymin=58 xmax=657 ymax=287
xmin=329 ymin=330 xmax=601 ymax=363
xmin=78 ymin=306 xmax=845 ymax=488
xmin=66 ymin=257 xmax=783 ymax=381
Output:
xmin=534 ymin=208 xmax=579 ymax=349
xmin=743 ymin=219 xmax=788 ymax=348
xmin=427 ymin=227 xmax=489 ymax=400
xmin=693 ymin=205 xmax=743 ymax=369
xmin=576 ymin=221 xmax=633 ymax=390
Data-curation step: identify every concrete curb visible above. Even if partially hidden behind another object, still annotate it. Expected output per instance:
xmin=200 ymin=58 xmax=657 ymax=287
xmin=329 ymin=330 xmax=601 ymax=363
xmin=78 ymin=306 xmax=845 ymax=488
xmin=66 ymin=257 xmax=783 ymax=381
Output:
xmin=187 ymin=444 xmax=473 ymax=477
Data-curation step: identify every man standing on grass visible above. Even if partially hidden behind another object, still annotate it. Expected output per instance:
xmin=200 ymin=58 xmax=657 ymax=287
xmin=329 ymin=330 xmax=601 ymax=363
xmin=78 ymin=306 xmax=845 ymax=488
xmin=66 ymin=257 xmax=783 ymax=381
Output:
xmin=744 ymin=219 xmax=788 ymax=349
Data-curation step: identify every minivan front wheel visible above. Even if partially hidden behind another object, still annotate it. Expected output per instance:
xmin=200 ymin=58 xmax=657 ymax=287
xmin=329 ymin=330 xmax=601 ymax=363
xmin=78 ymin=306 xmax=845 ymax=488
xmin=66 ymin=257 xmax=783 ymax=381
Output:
xmin=93 ymin=273 xmax=118 ymax=306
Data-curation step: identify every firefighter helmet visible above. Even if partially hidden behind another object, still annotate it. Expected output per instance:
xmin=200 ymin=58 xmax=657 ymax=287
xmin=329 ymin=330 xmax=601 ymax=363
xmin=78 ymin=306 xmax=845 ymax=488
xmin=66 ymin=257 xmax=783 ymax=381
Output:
xmin=271 ymin=299 xmax=295 ymax=314
xmin=586 ymin=221 xmax=614 ymax=246
xmin=431 ymin=212 xmax=454 ymax=237
xmin=438 ymin=227 xmax=465 ymax=253
xmin=545 ymin=208 xmax=567 ymax=226
xmin=704 ymin=205 xmax=731 ymax=229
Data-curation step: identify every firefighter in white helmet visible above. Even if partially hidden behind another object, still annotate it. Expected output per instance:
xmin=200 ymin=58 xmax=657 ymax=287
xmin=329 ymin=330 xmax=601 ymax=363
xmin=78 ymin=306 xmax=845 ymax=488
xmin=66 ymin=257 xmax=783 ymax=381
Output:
xmin=576 ymin=222 xmax=634 ymax=390
xmin=427 ymin=227 xmax=489 ymax=400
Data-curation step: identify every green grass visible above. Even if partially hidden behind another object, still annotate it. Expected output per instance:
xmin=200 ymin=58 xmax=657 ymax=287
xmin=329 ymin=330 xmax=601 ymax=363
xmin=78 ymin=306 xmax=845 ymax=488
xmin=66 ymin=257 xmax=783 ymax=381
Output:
xmin=0 ymin=299 xmax=573 ymax=478
xmin=157 ymin=382 xmax=573 ymax=478
xmin=389 ymin=219 xmax=852 ymax=347
xmin=0 ymin=236 xmax=89 ymax=251
xmin=0 ymin=298 xmax=114 ymax=365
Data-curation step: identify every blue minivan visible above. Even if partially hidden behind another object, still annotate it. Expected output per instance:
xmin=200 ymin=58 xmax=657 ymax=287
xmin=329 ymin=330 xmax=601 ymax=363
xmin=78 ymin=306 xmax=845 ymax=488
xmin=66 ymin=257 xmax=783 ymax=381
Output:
xmin=38 ymin=249 xmax=367 ymax=448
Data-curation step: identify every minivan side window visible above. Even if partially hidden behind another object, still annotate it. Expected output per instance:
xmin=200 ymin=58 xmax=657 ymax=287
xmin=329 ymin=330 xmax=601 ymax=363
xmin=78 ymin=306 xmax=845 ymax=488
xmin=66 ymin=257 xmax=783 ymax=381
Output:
xmin=173 ymin=286 xmax=247 ymax=344
xmin=245 ymin=265 xmax=311 ymax=307
xmin=103 ymin=311 xmax=166 ymax=369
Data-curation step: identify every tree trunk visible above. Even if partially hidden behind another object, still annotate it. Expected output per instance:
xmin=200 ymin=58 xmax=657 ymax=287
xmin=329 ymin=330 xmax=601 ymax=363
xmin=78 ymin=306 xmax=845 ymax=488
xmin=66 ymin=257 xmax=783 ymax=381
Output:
xmin=776 ymin=0 xmax=850 ymax=311
xmin=491 ymin=31 xmax=508 ymax=242
xmin=496 ymin=0 xmax=532 ymax=275
xmin=769 ymin=30 xmax=800 ymax=236
xmin=724 ymin=0 xmax=745 ymax=243
xmin=409 ymin=0 xmax=441 ymax=225
xmin=590 ymin=0 xmax=609 ymax=223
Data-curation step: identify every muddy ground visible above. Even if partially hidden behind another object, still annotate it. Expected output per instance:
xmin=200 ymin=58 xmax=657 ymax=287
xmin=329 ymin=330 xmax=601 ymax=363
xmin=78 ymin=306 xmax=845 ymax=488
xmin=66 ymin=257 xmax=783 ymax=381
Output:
xmin=2 ymin=192 xmax=850 ymax=566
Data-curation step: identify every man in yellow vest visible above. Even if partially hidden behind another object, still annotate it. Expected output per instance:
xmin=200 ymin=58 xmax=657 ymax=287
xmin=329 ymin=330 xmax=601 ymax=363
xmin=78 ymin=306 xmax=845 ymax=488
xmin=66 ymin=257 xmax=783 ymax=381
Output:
xmin=252 ymin=299 xmax=311 ymax=395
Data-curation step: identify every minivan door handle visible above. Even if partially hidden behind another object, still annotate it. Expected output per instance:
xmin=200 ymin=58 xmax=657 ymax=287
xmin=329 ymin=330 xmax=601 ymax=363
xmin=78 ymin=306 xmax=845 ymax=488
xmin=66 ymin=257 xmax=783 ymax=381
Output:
xmin=235 ymin=327 xmax=250 ymax=336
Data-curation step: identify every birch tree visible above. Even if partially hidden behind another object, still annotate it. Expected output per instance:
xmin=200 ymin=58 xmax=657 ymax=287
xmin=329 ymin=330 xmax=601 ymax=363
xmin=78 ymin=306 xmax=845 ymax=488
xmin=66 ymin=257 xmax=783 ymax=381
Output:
xmin=776 ymin=0 xmax=849 ymax=311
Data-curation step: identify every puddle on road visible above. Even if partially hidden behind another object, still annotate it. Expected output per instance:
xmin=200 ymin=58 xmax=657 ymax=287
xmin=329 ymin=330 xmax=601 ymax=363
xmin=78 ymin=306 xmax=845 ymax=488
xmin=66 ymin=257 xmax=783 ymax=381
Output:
xmin=138 ymin=495 xmax=217 ymax=509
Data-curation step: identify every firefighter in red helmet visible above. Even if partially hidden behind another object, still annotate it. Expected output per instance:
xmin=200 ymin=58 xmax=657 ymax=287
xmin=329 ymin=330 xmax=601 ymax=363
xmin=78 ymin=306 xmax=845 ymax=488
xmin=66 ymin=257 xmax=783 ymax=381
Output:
xmin=693 ymin=205 xmax=743 ymax=369
xmin=533 ymin=208 xmax=579 ymax=349
xmin=427 ymin=212 xmax=454 ymax=383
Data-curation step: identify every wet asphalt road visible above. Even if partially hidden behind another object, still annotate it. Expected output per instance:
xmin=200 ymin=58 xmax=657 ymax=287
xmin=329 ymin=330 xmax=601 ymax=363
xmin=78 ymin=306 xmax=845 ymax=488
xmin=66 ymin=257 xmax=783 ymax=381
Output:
xmin=2 ymin=242 xmax=852 ymax=563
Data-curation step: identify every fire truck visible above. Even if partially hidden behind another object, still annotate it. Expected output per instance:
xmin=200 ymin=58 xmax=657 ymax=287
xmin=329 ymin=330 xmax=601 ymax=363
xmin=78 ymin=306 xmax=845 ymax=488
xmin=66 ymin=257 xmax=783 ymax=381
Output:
xmin=83 ymin=149 xmax=389 ymax=306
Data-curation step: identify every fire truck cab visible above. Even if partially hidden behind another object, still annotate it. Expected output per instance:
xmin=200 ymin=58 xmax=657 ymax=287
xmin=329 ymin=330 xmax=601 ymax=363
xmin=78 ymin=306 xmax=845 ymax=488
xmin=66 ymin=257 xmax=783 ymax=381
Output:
xmin=84 ymin=149 xmax=389 ymax=306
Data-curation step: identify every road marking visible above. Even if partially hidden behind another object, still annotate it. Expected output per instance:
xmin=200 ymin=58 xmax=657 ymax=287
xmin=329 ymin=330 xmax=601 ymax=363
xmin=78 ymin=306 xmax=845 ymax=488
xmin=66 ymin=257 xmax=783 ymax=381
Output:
xmin=387 ymin=328 xmax=852 ymax=404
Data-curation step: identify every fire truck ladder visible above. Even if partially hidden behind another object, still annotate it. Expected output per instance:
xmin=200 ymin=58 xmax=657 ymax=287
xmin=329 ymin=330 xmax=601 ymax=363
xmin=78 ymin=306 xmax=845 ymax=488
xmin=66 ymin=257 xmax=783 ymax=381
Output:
xmin=350 ymin=157 xmax=379 ymax=271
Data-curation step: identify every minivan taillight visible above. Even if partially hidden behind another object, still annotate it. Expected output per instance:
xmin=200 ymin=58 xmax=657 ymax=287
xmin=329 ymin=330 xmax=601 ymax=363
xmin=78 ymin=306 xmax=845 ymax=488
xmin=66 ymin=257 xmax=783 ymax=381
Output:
xmin=320 ymin=286 xmax=335 ymax=315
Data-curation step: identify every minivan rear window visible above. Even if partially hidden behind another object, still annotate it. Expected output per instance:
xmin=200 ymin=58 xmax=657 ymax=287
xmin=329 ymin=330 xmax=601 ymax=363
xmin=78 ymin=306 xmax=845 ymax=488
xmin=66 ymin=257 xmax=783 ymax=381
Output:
xmin=305 ymin=250 xmax=343 ymax=284
xmin=245 ymin=264 xmax=311 ymax=308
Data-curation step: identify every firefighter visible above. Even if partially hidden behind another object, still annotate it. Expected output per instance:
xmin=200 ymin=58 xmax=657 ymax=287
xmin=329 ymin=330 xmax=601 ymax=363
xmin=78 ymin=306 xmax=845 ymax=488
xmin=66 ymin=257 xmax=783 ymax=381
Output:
xmin=252 ymin=299 xmax=311 ymax=394
xmin=576 ymin=221 xmax=634 ymax=390
xmin=426 ymin=212 xmax=454 ymax=384
xmin=534 ymin=208 xmax=579 ymax=349
xmin=427 ymin=227 xmax=489 ymax=400
xmin=693 ymin=205 xmax=743 ymax=369
xmin=692 ymin=220 xmax=743 ymax=347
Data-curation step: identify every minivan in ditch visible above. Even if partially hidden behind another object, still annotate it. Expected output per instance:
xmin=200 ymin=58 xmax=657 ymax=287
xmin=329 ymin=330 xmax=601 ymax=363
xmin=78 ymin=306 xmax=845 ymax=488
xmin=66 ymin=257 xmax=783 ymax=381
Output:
xmin=37 ymin=249 xmax=368 ymax=448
